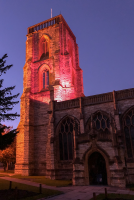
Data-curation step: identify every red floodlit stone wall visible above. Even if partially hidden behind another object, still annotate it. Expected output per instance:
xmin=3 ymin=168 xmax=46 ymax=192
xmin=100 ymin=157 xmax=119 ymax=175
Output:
xmin=15 ymin=15 xmax=84 ymax=176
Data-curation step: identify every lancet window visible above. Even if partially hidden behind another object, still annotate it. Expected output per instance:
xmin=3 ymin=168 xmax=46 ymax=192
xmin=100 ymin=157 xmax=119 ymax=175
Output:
xmin=40 ymin=37 xmax=49 ymax=60
xmin=123 ymin=109 xmax=134 ymax=158
xmin=58 ymin=117 xmax=79 ymax=160
xmin=43 ymin=70 xmax=49 ymax=89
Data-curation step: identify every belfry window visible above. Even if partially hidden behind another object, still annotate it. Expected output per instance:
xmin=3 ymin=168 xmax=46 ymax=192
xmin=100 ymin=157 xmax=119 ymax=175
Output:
xmin=123 ymin=109 xmax=134 ymax=158
xmin=43 ymin=70 xmax=49 ymax=89
xmin=59 ymin=117 xmax=79 ymax=160
xmin=40 ymin=37 xmax=49 ymax=60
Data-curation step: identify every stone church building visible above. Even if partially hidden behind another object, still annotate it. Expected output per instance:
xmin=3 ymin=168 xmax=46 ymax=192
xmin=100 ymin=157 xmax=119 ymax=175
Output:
xmin=15 ymin=15 xmax=134 ymax=188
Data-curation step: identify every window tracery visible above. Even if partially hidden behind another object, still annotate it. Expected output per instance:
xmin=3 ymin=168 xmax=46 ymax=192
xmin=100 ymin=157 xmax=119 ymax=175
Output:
xmin=85 ymin=112 xmax=111 ymax=141
xmin=58 ymin=117 xmax=79 ymax=160
xmin=92 ymin=112 xmax=110 ymax=132
xmin=123 ymin=109 xmax=134 ymax=158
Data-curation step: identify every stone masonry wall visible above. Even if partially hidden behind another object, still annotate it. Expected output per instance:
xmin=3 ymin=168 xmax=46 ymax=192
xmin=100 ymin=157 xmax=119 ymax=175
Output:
xmin=53 ymin=89 xmax=134 ymax=187
xmin=15 ymin=15 xmax=84 ymax=176
xmin=15 ymin=14 xmax=134 ymax=188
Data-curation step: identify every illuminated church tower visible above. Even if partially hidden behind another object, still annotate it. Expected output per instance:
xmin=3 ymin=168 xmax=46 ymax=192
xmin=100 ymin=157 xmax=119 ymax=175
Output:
xmin=26 ymin=14 xmax=83 ymax=102
xmin=15 ymin=15 xmax=84 ymax=176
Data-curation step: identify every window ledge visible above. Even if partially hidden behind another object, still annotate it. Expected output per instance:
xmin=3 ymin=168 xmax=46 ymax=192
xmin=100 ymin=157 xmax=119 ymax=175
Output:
xmin=40 ymin=56 xmax=49 ymax=61
xmin=39 ymin=85 xmax=54 ymax=92
xmin=40 ymin=87 xmax=49 ymax=92
xmin=126 ymin=158 xmax=134 ymax=163
xmin=58 ymin=160 xmax=73 ymax=164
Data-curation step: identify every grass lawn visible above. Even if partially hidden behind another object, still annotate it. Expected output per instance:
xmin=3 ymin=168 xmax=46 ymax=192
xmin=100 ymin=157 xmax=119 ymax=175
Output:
xmin=0 ymin=178 xmax=62 ymax=200
xmin=0 ymin=174 xmax=10 ymax=177
xmin=0 ymin=170 xmax=14 ymax=177
xmin=12 ymin=174 xmax=72 ymax=187
xmin=0 ymin=170 xmax=12 ymax=177
xmin=127 ymin=184 xmax=134 ymax=191
xmin=90 ymin=193 xmax=134 ymax=200
xmin=0 ymin=170 xmax=72 ymax=187
xmin=0 ymin=170 xmax=14 ymax=174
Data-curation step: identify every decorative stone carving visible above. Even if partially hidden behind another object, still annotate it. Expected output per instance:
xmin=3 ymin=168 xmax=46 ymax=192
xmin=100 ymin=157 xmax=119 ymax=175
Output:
xmin=89 ymin=129 xmax=98 ymax=140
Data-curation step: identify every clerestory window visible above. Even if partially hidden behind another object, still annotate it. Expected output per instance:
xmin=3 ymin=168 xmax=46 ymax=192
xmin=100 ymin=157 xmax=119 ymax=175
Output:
xmin=123 ymin=109 xmax=134 ymax=158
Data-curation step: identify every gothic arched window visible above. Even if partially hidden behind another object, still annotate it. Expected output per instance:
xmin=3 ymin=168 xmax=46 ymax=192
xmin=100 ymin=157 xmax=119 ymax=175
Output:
xmin=40 ymin=37 xmax=49 ymax=60
xmin=58 ymin=117 xmax=79 ymax=160
xmin=93 ymin=112 xmax=110 ymax=132
xmin=43 ymin=70 xmax=49 ymax=89
xmin=123 ymin=109 xmax=134 ymax=158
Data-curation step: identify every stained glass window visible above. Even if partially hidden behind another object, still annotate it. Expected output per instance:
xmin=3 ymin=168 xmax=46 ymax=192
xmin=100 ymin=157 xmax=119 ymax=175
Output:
xmin=101 ymin=119 xmax=105 ymax=129
xmin=96 ymin=119 xmax=100 ymax=130
xmin=46 ymin=71 xmax=49 ymax=86
xmin=43 ymin=72 xmax=45 ymax=89
xmin=59 ymin=117 xmax=79 ymax=160
xmin=43 ymin=70 xmax=49 ymax=89
xmin=93 ymin=112 xmax=110 ymax=132
xmin=124 ymin=109 xmax=134 ymax=158
xmin=63 ymin=132 xmax=68 ymax=160
xmin=68 ymin=132 xmax=73 ymax=160
xmin=106 ymin=119 xmax=110 ymax=128
xmin=124 ymin=127 xmax=132 ymax=158
xmin=98 ymin=113 xmax=102 ymax=120
xmin=130 ymin=126 xmax=134 ymax=149
xmin=126 ymin=116 xmax=131 ymax=126
xmin=59 ymin=133 xmax=63 ymax=160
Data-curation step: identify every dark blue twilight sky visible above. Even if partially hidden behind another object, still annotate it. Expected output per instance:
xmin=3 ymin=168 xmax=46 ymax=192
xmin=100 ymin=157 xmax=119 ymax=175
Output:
xmin=0 ymin=0 xmax=134 ymax=129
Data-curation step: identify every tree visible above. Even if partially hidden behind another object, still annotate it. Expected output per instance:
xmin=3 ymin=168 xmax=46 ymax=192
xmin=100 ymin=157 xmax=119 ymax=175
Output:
xmin=0 ymin=54 xmax=20 ymax=150
xmin=0 ymin=126 xmax=16 ymax=171
xmin=0 ymin=137 xmax=16 ymax=171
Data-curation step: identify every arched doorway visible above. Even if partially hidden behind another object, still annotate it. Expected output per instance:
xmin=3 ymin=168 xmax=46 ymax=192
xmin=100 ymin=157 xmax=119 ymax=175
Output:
xmin=88 ymin=152 xmax=107 ymax=185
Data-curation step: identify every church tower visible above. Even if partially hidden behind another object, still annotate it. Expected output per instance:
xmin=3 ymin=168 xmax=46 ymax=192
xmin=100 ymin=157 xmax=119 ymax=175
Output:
xmin=25 ymin=14 xmax=83 ymax=102
xmin=15 ymin=15 xmax=84 ymax=175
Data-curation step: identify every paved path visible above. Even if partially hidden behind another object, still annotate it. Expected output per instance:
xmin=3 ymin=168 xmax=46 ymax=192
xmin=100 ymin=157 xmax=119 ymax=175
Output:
xmin=0 ymin=176 xmax=134 ymax=200
xmin=40 ymin=186 xmax=134 ymax=200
